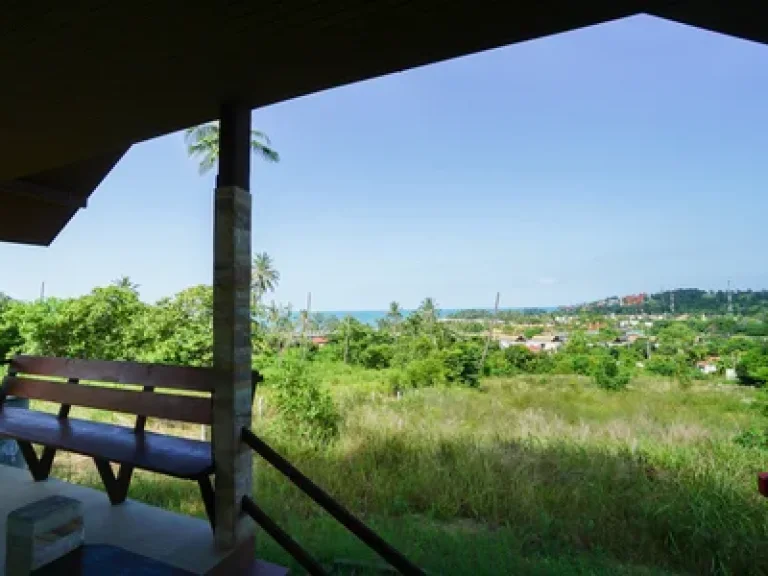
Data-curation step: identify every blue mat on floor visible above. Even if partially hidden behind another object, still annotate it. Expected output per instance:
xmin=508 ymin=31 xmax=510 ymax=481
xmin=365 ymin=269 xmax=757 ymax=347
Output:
xmin=32 ymin=544 xmax=195 ymax=575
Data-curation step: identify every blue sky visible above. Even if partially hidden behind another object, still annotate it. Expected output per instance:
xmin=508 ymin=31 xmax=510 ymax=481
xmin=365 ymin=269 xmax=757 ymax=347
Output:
xmin=2 ymin=15 xmax=768 ymax=311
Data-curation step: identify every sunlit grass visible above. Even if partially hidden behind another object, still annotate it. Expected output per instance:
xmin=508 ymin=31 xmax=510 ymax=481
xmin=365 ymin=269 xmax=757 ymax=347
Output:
xmin=41 ymin=368 xmax=768 ymax=574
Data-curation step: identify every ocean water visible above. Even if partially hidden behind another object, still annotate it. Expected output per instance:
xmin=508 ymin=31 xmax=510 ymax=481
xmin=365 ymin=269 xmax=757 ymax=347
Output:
xmin=312 ymin=307 xmax=557 ymax=326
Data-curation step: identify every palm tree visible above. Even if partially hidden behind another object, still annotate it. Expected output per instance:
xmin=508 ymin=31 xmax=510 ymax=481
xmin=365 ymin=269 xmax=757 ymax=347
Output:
xmin=251 ymin=253 xmax=280 ymax=305
xmin=185 ymin=122 xmax=280 ymax=175
xmin=112 ymin=276 xmax=139 ymax=291
xmin=386 ymin=301 xmax=403 ymax=337
xmin=387 ymin=301 xmax=403 ymax=323
xmin=419 ymin=297 xmax=438 ymax=325
xmin=418 ymin=297 xmax=439 ymax=344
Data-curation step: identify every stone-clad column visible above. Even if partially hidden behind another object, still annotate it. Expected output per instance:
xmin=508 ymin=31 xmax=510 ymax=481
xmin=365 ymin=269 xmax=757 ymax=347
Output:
xmin=213 ymin=102 xmax=253 ymax=551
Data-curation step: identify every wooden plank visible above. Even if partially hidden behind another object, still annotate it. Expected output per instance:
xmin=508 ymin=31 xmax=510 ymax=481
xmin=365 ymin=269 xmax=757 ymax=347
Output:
xmin=0 ymin=408 xmax=213 ymax=479
xmin=4 ymin=377 xmax=212 ymax=425
xmin=10 ymin=356 xmax=216 ymax=393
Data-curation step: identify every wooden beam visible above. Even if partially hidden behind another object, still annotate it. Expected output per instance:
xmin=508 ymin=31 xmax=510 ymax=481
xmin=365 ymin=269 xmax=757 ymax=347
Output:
xmin=0 ymin=179 xmax=86 ymax=208
xmin=212 ymin=101 xmax=253 ymax=551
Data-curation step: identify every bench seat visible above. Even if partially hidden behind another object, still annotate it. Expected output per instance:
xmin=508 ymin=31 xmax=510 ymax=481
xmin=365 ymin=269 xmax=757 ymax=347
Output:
xmin=0 ymin=407 xmax=213 ymax=479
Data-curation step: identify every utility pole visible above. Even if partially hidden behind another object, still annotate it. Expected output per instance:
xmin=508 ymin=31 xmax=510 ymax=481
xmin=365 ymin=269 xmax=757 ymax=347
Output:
xmin=670 ymin=290 xmax=675 ymax=315
xmin=39 ymin=282 xmax=45 ymax=302
xmin=343 ymin=316 xmax=351 ymax=364
xmin=478 ymin=292 xmax=500 ymax=376
xmin=302 ymin=292 xmax=311 ymax=359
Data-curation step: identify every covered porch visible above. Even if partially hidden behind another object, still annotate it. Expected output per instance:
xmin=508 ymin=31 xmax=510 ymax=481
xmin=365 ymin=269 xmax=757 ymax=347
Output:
xmin=2 ymin=2 xmax=767 ymax=575
xmin=0 ymin=465 xmax=283 ymax=575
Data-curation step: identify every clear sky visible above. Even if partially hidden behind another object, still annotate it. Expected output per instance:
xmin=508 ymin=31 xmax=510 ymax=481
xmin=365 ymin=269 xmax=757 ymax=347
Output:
xmin=2 ymin=15 xmax=768 ymax=311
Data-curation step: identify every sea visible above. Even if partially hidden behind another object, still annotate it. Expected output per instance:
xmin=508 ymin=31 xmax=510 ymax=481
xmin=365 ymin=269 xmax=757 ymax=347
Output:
xmin=309 ymin=307 xmax=559 ymax=326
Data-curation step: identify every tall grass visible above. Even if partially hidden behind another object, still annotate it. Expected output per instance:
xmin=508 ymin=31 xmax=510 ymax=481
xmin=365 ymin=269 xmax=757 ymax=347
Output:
xmin=46 ymin=370 xmax=768 ymax=574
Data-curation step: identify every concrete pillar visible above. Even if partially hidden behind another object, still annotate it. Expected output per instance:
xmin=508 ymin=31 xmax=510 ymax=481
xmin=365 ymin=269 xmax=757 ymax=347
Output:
xmin=213 ymin=103 xmax=253 ymax=550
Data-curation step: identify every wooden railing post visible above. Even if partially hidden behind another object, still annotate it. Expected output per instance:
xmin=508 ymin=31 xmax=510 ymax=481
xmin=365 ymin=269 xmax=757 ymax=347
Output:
xmin=213 ymin=102 xmax=253 ymax=551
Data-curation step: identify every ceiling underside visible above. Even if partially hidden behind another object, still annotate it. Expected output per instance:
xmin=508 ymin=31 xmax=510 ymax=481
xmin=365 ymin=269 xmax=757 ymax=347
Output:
xmin=1 ymin=0 xmax=766 ymax=245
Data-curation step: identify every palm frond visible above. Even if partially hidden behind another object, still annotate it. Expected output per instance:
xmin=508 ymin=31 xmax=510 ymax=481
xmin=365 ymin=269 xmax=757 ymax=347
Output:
xmin=185 ymin=123 xmax=219 ymax=144
xmin=252 ymin=142 xmax=280 ymax=163
xmin=199 ymin=154 xmax=217 ymax=175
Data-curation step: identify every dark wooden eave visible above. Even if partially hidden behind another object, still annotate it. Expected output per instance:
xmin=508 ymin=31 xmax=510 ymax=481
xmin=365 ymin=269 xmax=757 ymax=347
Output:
xmin=1 ymin=1 xmax=765 ymax=245
xmin=0 ymin=150 xmax=125 ymax=246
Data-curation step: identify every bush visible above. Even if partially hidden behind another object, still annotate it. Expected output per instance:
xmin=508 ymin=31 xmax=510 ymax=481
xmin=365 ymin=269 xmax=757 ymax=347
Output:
xmin=388 ymin=356 xmax=447 ymax=393
xmin=645 ymin=356 xmax=678 ymax=377
xmin=733 ymin=427 xmax=768 ymax=450
xmin=271 ymin=360 xmax=340 ymax=445
xmin=360 ymin=343 xmax=394 ymax=370
xmin=484 ymin=349 xmax=514 ymax=376
xmin=593 ymin=357 xmax=630 ymax=391
xmin=442 ymin=341 xmax=482 ymax=387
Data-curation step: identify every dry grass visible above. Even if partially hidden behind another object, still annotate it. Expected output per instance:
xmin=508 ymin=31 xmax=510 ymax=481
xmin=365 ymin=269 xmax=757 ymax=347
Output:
xmin=30 ymin=370 xmax=768 ymax=574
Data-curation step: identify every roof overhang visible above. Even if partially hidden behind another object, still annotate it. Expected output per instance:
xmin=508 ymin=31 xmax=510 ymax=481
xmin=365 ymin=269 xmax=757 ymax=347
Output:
xmin=2 ymin=1 xmax=766 ymax=245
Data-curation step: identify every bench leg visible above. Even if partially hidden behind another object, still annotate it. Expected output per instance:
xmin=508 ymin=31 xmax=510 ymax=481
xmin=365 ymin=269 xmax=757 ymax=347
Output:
xmin=94 ymin=458 xmax=133 ymax=505
xmin=17 ymin=442 xmax=56 ymax=482
xmin=198 ymin=475 xmax=215 ymax=530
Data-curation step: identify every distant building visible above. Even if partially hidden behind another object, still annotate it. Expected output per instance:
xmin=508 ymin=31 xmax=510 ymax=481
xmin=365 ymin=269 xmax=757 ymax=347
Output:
xmin=310 ymin=336 xmax=329 ymax=347
xmin=498 ymin=335 xmax=526 ymax=349
xmin=621 ymin=293 xmax=647 ymax=306
xmin=696 ymin=357 xmax=720 ymax=375
xmin=528 ymin=334 xmax=563 ymax=352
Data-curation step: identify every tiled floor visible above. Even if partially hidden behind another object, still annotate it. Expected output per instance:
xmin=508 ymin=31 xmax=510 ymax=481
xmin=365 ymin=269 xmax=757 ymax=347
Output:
xmin=0 ymin=464 xmax=283 ymax=575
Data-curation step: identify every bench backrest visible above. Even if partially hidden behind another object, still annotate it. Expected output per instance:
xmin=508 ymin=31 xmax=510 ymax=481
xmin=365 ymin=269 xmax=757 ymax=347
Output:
xmin=1 ymin=356 xmax=253 ymax=427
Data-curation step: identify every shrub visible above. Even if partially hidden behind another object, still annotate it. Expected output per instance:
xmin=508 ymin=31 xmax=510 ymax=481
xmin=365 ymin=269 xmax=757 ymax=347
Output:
xmin=734 ymin=427 xmax=768 ymax=450
xmin=271 ymin=360 xmax=340 ymax=445
xmin=484 ymin=349 xmax=514 ymax=376
xmin=388 ymin=355 xmax=447 ymax=393
xmin=593 ymin=357 xmax=630 ymax=391
xmin=645 ymin=356 xmax=678 ymax=377
xmin=360 ymin=343 xmax=394 ymax=370
xmin=442 ymin=341 xmax=482 ymax=387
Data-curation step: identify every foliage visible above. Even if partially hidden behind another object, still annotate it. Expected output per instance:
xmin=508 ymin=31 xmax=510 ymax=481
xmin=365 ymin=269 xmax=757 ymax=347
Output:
xmin=184 ymin=122 xmax=280 ymax=175
xmin=140 ymin=285 xmax=214 ymax=366
xmin=270 ymin=359 xmax=340 ymax=445
xmin=252 ymin=252 xmax=280 ymax=304
xmin=359 ymin=343 xmax=394 ymax=370
xmin=0 ymin=294 xmax=21 ymax=358
xmin=733 ymin=427 xmax=768 ymax=450
xmin=388 ymin=356 xmax=447 ymax=393
xmin=593 ymin=356 xmax=630 ymax=391
xmin=55 ymin=374 xmax=768 ymax=575
xmin=441 ymin=340 xmax=483 ymax=387
xmin=736 ymin=343 xmax=768 ymax=387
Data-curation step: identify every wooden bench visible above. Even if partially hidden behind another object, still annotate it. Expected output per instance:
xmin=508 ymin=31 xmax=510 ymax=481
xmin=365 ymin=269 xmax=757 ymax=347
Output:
xmin=0 ymin=355 xmax=262 ymax=528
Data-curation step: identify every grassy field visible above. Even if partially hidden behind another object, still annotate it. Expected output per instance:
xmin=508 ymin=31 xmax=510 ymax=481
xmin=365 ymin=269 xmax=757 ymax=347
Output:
xmin=36 ymin=368 xmax=768 ymax=575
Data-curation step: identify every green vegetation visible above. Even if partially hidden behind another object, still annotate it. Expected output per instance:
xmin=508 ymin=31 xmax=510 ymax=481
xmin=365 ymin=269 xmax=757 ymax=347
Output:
xmin=184 ymin=123 xmax=280 ymax=175
xmin=40 ymin=372 xmax=768 ymax=575
xmin=5 ymin=272 xmax=768 ymax=574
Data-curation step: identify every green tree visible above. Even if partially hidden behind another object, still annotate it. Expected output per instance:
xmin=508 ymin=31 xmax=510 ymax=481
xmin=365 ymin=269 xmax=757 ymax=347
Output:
xmin=593 ymin=356 xmax=631 ymax=391
xmin=140 ymin=285 xmax=214 ymax=367
xmin=271 ymin=360 xmax=340 ymax=445
xmin=419 ymin=298 xmax=438 ymax=325
xmin=251 ymin=252 xmax=280 ymax=305
xmin=383 ymin=301 xmax=404 ymax=335
xmin=0 ymin=295 xmax=21 ymax=358
xmin=184 ymin=122 xmax=280 ymax=175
